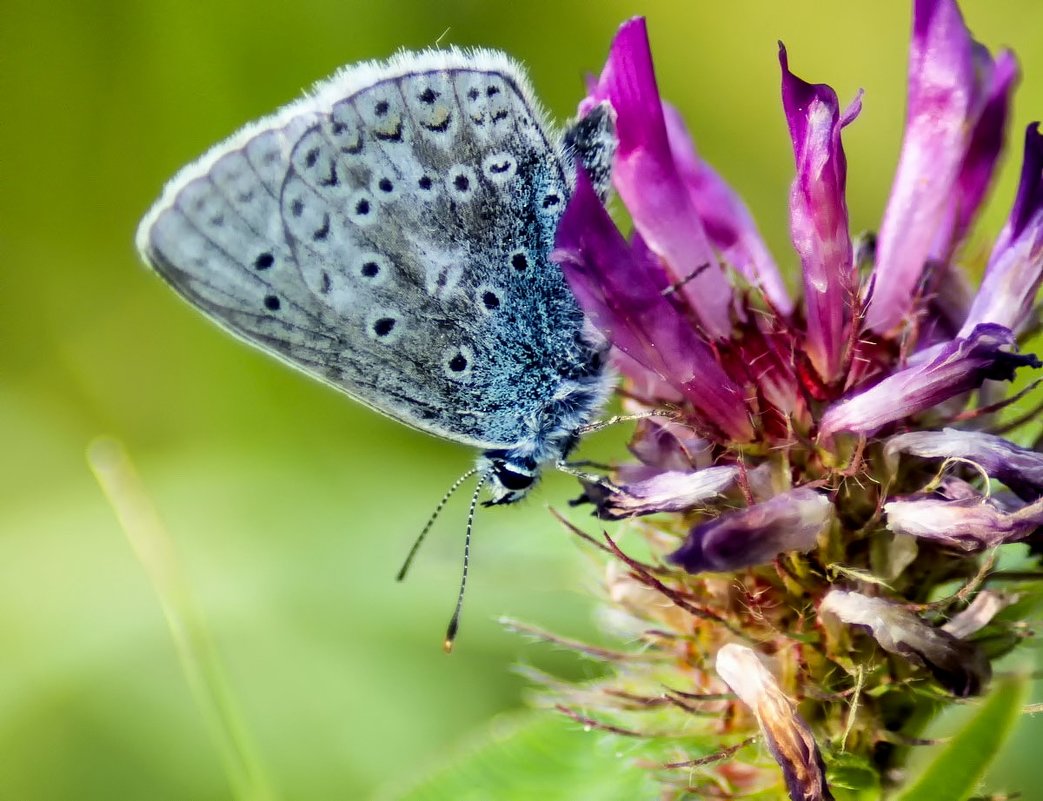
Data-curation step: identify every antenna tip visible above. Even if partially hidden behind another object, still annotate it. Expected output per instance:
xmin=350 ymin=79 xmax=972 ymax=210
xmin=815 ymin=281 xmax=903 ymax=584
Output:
xmin=443 ymin=615 xmax=459 ymax=653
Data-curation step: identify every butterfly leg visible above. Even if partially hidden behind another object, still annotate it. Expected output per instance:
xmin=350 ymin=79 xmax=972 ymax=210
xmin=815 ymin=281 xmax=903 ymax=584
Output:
xmin=554 ymin=459 xmax=622 ymax=494
xmin=575 ymin=409 xmax=676 ymax=436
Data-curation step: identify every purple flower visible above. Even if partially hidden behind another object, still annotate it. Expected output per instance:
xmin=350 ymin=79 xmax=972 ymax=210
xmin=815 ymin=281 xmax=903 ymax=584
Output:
xmin=866 ymin=0 xmax=1013 ymax=334
xmin=625 ymin=418 xmax=711 ymax=474
xmin=579 ymin=17 xmax=733 ymax=339
xmin=554 ymin=168 xmax=754 ymax=441
xmin=818 ymin=324 xmax=1040 ymax=440
xmin=780 ymin=44 xmax=859 ymax=383
xmin=534 ymin=5 xmax=1043 ymax=798
xmin=589 ymin=465 xmax=739 ymax=520
xmin=961 ymin=123 xmax=1043 ymax=335
xmin=884 ymin=492 xmax=1043 ymax=551
xmin=564 ymin=10 xmax=1041 ymax=457
xmin=668 ymin=488 xmax=832 ymax=573
xmin=886 ymin=427 xmax=1043 ymax=500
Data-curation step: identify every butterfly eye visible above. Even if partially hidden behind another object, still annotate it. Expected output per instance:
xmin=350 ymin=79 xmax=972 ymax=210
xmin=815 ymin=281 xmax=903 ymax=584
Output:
xmin=492 ymin=462 xmax=535 ymax=491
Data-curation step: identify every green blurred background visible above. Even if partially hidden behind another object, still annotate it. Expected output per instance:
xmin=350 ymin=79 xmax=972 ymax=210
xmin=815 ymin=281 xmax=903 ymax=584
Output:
xmin=4 ymin=1 xmax=1043 ymax=798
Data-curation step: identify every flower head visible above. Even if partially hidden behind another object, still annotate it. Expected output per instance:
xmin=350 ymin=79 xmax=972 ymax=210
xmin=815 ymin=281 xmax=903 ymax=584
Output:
xmin=529 ymin=3 xmax=1043 ymax=798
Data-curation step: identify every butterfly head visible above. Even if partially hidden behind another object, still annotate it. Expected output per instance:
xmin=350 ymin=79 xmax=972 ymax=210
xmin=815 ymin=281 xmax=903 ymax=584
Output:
xmin=478 ymin=451 xmax=540 ymax=506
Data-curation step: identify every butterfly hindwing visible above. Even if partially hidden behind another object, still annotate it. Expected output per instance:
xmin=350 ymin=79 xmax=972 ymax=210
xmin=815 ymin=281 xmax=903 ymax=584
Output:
xmin=138 ymin=49 xmax=600 ymax=449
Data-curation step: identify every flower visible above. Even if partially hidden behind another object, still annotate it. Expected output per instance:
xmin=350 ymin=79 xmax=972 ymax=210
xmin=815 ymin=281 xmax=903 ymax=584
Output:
xmin=526 ymin=2 xmax=1043 ymax=799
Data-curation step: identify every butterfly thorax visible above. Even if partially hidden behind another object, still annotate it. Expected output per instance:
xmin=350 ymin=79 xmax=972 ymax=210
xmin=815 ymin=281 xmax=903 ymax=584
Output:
xmin=477 ymin=328 xmax=612 ymax=505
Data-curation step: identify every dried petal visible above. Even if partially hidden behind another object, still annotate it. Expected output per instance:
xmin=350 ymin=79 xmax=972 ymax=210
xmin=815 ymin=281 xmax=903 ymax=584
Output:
xmin=583 ymin=17 xmax=734 ymax=338
xmin=668 ymin=488 xmax=832 ymax=573
xmin=884 ymin=492 xmax=1043 ymax=551
xmin=780 ymin=44 xmax=858 ymax=382
xmin=554 ymin=167 xmax=754 ymax=441
xmin=716 ymin=644 xmax=834 ymax=801
xmin=885 ymin=427 xmax=1043 ymax=500
xmin=941 ymin=590 xmax=1015 ymax=639
xmin=818 ymin=324 xmax=1040 ymax=440
xmin=819 ymin=589 xmax=990 ymax=696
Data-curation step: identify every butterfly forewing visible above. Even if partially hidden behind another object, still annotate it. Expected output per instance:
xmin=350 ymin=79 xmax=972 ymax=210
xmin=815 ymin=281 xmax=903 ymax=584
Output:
xmin=138 ymin=51 xmax=596 ymax=449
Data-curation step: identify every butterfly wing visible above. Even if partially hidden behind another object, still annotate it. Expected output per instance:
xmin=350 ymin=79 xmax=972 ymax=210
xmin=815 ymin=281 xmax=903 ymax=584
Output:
xmin=137 ymin=50 xmax=600 ymax=450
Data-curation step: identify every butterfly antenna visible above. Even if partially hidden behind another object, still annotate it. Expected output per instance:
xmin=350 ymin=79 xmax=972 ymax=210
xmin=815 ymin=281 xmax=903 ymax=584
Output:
xmin=443 ymin=472 xmax=487 ymax=653
xmin=396 ymin=467 xmax=478 ymax=582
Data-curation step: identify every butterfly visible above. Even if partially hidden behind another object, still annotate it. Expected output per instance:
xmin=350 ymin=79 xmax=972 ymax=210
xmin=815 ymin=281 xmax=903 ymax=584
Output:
xmin=136 ymin=47 xmax=617 ymax=648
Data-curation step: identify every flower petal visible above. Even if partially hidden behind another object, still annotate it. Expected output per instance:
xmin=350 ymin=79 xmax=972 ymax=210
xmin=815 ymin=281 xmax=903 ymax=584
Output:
xmin=867 ymin=0 xmax=990 ymax=333
xmin=661 ymin=102 xmax=792 ymax=314
xmin=934 ymin=50 xmax=1018 ymax=258
xmin=820 ymin=589 xmax=990 ymax=696
xmin=593 ymin=465 xmax=740 ymax=520
xmin=554 ymin=167 xmax=754 ymax=441
xmin=818 ymin=324 xmax=1041 ymax=440
xmin=885 ymin=427 xmax=1043 ymax=501
xmin=884 ymin=492 xmax=1043 ymax=551
xmin=627 ymin=418 xmax=712 ymax=472
xmin=583 ymin=17 xmax=734 ymax=338
xmin=716 ymin=644 xmax=834 ymax=801
xmin=730 ymin=320 xmax=803 ymax=423
xmin=961 ymin=123 xmax=1043 ymax=335
xmin=941 ymin=590 xmax=1015 ymax=639
xmin=780 ymin=44 xmax=858 ymax=382
xmin=668 ymin=488 xmax=831 ymax=573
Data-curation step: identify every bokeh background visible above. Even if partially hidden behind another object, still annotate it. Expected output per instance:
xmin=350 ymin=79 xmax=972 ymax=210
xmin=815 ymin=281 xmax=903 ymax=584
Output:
xmin=4 ymin=1 xmax=1043 ymax=798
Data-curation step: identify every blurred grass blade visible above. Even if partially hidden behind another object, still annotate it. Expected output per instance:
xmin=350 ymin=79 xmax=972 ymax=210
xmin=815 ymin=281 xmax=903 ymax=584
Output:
xmin=893 ymin=675 xmax=1029 ymax=801
xmin=88 ymin=437 xmax=276 ymax=801
xmin=377 ymin=711 xmax=657 ymax=801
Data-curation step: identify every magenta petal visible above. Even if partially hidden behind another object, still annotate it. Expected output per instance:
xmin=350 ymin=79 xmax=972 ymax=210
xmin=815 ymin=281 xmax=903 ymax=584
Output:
xmin=584 ymin=17 xmax=734 ymax=339
xmin=554 ymin=169 xmax=754 ymax=441
xmin=961 ymin=123 xmax=1043 ymax=335
xmin=818 ymin=324 xmax=1041 ymax=439
xmin=884 ymin=493 xmax=1043 ymax=551
xmin=866 ymin=0 xmax=982 ymax=333
xmin=886 ymin=427 xmax=1043 ymax=501
xmin=780 ymin=44 xmax=857 ymax=382
xmin=661 ymin=103 xmax=792 ymax=314
xmin=667 ymin=488 xmax=832 ymax=573
xmin=935 ymin=50 xmax=1019 ymax=257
